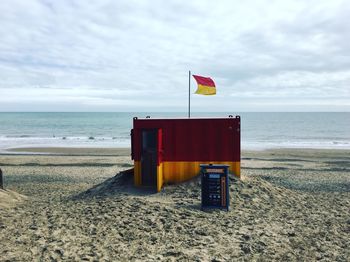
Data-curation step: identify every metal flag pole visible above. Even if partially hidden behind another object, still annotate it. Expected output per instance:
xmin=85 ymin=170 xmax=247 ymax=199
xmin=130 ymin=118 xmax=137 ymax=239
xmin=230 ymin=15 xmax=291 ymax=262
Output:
xmin=188 ymin=70 xmax=191 ymax=118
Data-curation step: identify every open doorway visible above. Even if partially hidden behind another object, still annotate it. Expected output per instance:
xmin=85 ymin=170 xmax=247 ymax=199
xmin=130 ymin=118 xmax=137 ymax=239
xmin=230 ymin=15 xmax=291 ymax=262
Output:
xmin=141 ymin=129 xmax=158 ymax=188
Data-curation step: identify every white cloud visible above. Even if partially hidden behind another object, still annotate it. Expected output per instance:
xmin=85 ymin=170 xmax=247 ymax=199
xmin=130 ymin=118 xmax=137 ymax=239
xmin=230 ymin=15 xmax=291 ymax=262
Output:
xmin=0 ymin=0 xmax=349 ymax=111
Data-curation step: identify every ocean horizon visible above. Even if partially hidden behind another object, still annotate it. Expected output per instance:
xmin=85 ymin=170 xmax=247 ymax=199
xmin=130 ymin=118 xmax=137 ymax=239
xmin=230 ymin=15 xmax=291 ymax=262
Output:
xmin=0 ymin=112 xmax=349 ymax=151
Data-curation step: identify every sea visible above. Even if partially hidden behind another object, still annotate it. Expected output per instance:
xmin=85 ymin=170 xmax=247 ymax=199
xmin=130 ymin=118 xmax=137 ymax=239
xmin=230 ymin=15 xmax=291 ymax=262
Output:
xmin=0 ymin=112 xmax=349 ymax=152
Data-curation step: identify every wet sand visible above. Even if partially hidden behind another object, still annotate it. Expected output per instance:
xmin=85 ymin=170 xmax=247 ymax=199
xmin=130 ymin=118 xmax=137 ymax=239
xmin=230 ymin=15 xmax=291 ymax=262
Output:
xmin=0 ymin=147 xmax=349 ymax=261
xmin=6 ymin=147 xmax=130 ymax=156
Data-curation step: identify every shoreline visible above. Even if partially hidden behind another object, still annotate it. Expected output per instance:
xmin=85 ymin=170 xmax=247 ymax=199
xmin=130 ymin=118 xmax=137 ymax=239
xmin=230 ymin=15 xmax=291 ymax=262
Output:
xmin=3 ymin=147 xmax=131 ymax=156
xmin=3 ymin=146 xmax=350 ymax=157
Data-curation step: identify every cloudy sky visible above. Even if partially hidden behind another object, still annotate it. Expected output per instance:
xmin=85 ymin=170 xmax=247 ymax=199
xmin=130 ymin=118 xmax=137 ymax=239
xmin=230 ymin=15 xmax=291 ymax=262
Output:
xmin=0 ymin=0 xmax=349 ymax=112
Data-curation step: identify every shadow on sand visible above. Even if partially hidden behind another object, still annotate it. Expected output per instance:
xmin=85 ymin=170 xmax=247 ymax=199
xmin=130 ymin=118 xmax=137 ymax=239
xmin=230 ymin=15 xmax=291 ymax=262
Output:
xmin=74 ymin=168 xmax=158 ymax=199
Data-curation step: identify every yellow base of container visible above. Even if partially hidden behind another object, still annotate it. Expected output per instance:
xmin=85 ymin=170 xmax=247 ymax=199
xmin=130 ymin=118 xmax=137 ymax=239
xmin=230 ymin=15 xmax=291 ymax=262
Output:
xmin=134 ymin=161 xmax=240 ymax=192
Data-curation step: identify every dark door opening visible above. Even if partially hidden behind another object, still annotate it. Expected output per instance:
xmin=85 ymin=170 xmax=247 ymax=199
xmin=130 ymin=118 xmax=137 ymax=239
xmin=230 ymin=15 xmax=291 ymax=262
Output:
xmin=141 ymin=129 xmax=158 ymax=187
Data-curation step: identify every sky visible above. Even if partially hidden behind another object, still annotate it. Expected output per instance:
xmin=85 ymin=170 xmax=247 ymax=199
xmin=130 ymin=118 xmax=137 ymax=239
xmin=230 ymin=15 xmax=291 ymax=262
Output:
xmin=0 ymin=0 xmax=349 ymax=112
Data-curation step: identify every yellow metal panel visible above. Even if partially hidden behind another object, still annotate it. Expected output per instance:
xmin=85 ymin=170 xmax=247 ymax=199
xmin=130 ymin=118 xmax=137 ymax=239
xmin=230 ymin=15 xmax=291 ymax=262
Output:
xmin=134 ymin=161 xmax=141 ymax=186
xmin=162 ymin=161 xmax=240 ymax=183
xmin=157 ymin=162 xmax=163 ymax=192
xmin=134 ymin=160 xmax=240 ymax=190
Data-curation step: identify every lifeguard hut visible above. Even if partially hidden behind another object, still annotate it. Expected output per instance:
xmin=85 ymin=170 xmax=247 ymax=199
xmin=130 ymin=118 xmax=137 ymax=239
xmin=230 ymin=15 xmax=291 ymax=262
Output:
xmin=131 ymin=116 xmax=241 ymax=192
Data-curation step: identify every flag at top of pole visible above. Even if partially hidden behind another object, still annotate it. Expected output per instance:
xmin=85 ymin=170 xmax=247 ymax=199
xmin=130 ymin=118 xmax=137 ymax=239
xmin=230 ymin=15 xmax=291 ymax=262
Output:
xmin=192 ymin=75 xmax=216 ymax=95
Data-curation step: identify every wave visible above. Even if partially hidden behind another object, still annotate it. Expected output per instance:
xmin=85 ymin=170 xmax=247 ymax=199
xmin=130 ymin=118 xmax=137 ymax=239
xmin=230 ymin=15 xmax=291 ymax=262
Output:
xmin=243 ymin=140 xmax=350 ymax=150
xmin=0 ymin=135 xmax=131 ymax=150
xmin=0 ymin=136 xmax=349 ymax=151
xmin=5 ymin=135 xmax=33 ymax=138
xmin=1 ymin=135 xmax=129 ymax=140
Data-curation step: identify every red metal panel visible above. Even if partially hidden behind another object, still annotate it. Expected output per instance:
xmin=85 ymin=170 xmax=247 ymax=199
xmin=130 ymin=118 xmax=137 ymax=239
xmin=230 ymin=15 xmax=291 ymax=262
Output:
xmin=157 ymin=129 xmax=163 ymax=165
xmin=132 ymin=117 xmax=240 ymax=162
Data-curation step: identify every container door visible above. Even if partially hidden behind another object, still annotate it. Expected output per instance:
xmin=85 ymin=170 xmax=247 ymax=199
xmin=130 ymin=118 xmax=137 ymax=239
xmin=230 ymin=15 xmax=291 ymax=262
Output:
xmin=130 ymin=129 xmax=134 ymax=160
xmin=157 ymin=129 xmax=164 ymax=192
xmin=157 ymin=129 xmax=163 ymax=165
xmin=141 ymin=129 xmax=158 ymax=187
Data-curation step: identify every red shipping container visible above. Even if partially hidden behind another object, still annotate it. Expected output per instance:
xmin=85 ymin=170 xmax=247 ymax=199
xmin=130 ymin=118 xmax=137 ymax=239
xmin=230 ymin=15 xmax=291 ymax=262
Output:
xmin=131 ymin=116 xmax=240 ymax=191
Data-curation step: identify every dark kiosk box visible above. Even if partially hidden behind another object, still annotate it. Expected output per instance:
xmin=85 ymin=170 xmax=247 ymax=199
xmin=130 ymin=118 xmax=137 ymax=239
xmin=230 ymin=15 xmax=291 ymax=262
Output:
xmin=200 ymin=164 xmax=229 ymax=211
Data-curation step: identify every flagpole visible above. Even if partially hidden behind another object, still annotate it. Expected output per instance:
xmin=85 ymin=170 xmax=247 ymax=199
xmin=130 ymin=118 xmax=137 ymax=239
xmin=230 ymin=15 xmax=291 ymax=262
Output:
xmin=188 ymin=70 xmax=191 ymax=118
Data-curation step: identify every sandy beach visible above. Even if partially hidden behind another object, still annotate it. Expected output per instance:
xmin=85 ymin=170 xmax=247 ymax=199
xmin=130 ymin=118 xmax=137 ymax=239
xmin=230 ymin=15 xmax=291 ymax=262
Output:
xmin=0 ymin=147 xmax=349 ymax=261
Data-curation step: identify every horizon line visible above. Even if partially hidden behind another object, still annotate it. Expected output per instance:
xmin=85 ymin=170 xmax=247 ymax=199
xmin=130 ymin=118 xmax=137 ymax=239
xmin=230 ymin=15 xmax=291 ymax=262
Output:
xmin=0 ymin=111 xmax=349 ymax=113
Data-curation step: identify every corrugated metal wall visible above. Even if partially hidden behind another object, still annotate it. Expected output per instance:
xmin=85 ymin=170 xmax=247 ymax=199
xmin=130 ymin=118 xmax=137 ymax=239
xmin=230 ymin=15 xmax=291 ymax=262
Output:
xmin=132 ymin=117 xmax=241 ymax=191
xmin=132 ymin=117 xmax=240 ymax=162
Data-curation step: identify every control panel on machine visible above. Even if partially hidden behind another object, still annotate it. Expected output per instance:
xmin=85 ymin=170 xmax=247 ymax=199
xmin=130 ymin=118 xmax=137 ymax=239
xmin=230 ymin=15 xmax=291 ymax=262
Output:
xmin=200 ymin=164 xmax=229 ymax=211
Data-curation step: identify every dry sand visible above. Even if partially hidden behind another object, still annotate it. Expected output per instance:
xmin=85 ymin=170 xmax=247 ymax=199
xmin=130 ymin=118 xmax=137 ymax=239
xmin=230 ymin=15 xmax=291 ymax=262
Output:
xmin=0 ymin=147 xmax=349 ymax=261
xmin=0 ymin=189 xmax=27 ymax=209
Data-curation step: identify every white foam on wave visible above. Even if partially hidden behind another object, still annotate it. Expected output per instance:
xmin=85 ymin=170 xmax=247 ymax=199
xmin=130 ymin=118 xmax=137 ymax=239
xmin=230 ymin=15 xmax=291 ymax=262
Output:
xmin=1 ymin=136 xmax=349 ymax=153
xmin=242 ymin=140 xmax=350 ymax=150
xmin=0 ymin=136 xmax=131 ymax=153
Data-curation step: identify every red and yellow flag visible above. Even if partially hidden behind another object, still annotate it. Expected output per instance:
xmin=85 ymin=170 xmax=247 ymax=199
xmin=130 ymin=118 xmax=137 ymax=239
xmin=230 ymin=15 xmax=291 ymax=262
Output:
xmin=193 ymin=75 xmax=216 ymax=95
